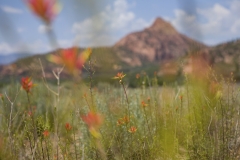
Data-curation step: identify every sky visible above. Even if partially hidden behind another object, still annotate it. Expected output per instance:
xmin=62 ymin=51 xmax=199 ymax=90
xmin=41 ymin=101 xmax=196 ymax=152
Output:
xmin=0 ymin=0 xmax=240 ymax=55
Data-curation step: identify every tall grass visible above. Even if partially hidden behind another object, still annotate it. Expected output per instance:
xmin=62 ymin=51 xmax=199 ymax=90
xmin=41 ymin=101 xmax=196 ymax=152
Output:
xmin=0 ymin=67 xmax=240 ymax=159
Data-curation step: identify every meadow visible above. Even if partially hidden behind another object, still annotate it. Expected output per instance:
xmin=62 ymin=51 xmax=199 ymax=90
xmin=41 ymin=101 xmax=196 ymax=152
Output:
xmin=0 ymin=67 xmax=240 ymax=159
xmin=1 ymin=0 xmax=240 ymax=159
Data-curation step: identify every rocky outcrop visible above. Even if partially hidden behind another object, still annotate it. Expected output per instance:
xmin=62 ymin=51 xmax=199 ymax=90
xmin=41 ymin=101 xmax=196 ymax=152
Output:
xmin=114 ymin=17 xmax=206 ymax=66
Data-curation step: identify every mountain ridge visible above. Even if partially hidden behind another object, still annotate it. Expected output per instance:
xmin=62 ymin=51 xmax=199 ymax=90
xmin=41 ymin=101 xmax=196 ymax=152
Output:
xmin=0 ymin=17 xmax=239 ymax=82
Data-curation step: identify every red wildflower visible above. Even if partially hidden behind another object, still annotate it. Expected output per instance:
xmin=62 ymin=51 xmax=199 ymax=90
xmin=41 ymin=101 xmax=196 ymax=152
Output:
xmin=81 ymin=111 xmax=103 ymax=138
xmin=128 ymin=126 xmax=137 ymax=133
xmin=48 ymin=47 xmax=91 ymax=75
xmin=25 ymin=0 xmax=60 ymax=24
xmin=21 ymin=77 xmax=33 ymax=93
xmin=65 ymin=123 xmax=72 ymax=131
xmin=81 ymin=111 xmax=103 ymax=130
xmin=43 ymin=130 xmax=49 ymax=137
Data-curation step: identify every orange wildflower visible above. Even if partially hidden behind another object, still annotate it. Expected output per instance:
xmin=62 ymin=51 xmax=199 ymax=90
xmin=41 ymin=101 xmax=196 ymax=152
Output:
xmin=136 ymin=73 xmax=140 ymax=79
xmin=65 ymin=123 xmax=72 ymax=131
xmin=81 ymin=111 xmax=103 ymax=130
xmin=122 ymin=116 xmax=130 ymax=124
xmin=112 ymin=72 xmax=126 ymax=80
xmin=43 ymin=130 xmax=49 ymax=137
xmin=81 ymin=111 xmax=103 ymax=138
xmin=117 ymin=119 xmax=124 ymax=126
xmin=25 ymin=0 xmax=61 ymax=24
xmin=141 ymin=101 xmax=148 ymax=107
xmin=180 ymin=95 xmax=183 ymax=101
xmin=128 ymin=126 xmax=137 ymax=133
xmin=117 ymin=115 xmax=130 ymax=126
xmin=48 ymin=47 xmax=91 ymax=75
xmin=21 ymin=77 xmax=34 ymax=93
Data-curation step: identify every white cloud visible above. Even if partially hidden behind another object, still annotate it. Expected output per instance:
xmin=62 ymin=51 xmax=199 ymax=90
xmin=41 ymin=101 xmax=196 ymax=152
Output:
xmin=1 ymin=5 xmax=23 ymax=14
xmin=58 ymin=39 xmax=72 ymax=48
xmin=171 ymin=9 xmax=201 ymax=39
xmin=38 ymin=25 xmax=51 ymax=34
xmin=72 ymin=0 xmax=151 ymax=47
xmin=168 ymin=1 xmax=240 ymax=45
xmin=0 ymin=43 xmax=14 ymax=54
xmin=0 ymin=41 xmax=51 ymax=55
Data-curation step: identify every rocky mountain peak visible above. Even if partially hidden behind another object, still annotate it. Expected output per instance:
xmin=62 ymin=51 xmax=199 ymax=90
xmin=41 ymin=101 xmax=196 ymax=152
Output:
xmin=146 ymin=17 xmax=177 ymax=34
xmin=114 ymin=17 xmax=206 ymax=66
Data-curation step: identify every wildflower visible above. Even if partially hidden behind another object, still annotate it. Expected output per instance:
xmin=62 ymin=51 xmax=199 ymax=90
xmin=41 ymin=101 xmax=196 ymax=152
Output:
xmin=128 ymin=126 xmax=137 ymax=133
xmin=28 ymin=111 xmax=33 ymax=117
xmin=83 ymin=93 xmax=87 ymax=99
xmin=48 ymin=47 xmax=91 ymax=75
xmin=117 ymin=115 xmax=129 ymax=126
xmin=65 ymin=123 xmax=72 ymax=131
xmin=117 ymin=119 xmax=124 ymax=126
xmin=180 ymin=95 xmax=183 ymax=101
xmin=122 ymin=116 xmax=130 ymax=124
xmin=82 ymin=111 xmax=103 ymax=129
xmin=81 ymin=111 xmax=103 ymax=138
xmin=43 ymin=130 xmax=49 ymax=138
xmin=21 ymin=77 xmax=34 ymax=93
xmin=112 ymin=72 xmax=126 ymax=80
xmin=25 ymin=0 xmax=61 ymax=24
xmin=136 ymin=73 xmax=140 ymax=79
xmin=141 ymin=101 xmax=148 ymax=107
xmin=113 ymin=72 xmax=126 ymax=84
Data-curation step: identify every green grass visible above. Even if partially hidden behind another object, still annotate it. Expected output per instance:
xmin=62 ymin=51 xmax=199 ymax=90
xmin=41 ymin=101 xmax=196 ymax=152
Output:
xmin=0 ymin=69 xmax=239 ymax=159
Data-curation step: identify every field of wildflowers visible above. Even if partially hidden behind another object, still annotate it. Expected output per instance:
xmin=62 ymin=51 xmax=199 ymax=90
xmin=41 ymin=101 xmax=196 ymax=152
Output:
xmin=1 ymin=0 xmax=240 ymax=159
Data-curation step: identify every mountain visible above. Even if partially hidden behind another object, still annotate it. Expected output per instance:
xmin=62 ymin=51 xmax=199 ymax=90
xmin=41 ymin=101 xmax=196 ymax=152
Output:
xmin=114 ymin=17 xmax=207 ymax=66
xmin=1 ymin=17 xmax=240 ymax=84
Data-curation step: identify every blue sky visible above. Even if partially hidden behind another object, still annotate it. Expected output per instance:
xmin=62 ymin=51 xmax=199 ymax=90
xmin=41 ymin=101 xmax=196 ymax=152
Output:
xmin=0 ymin=0 xmax=239 ymax=55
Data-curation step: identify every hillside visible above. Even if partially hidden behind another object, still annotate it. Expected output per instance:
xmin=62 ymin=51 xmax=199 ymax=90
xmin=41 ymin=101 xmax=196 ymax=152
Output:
xmin=208 ymin=39 xmax=240 ymax=77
